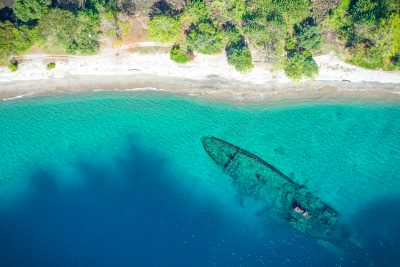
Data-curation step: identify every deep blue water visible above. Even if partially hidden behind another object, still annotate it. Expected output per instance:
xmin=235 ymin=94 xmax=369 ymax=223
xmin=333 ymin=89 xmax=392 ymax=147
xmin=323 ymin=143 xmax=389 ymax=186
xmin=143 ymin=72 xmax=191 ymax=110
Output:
xmin=0 ymin=140 xmax=334 ymax=267
xmin=0 ymin=93 xmax=399 ymax=266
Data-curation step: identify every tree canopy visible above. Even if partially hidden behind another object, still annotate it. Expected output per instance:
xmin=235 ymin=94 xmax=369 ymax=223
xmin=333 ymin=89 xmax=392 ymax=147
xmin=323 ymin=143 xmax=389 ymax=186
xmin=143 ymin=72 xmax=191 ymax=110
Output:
xmin=170 ymin=45 xmax=192 ymax=63
xmin=226 ymin=38 xmax=254 ymax=72
xmin=326 ymin=0 xmax=399 ymax=70
xmin=38 ymin=9 xmax=100 ymax=54
xmin=0 ymin=21 xmax=37 ymax=61
xmin=187 ymin=20 xmax=224 ymax=55
xmin=284 ymin=52 xmax=318 ymax=81
xmin=148 ymin=14 xmax=182 ymax=43
xmin=2 ymin=0 xmax=400 ymax=78
xmin=294 ymin=19 xmax=323 ymax=52
xmin=13 ymin=0 xmax=50 ymax=22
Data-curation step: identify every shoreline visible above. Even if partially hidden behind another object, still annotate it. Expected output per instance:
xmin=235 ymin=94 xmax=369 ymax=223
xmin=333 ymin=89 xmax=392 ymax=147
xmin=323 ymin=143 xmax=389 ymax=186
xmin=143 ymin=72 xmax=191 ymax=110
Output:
xmin=1 ymin=45 xmax=400 ymax=104
xmin=1 ymin=74 xmax=400 ymax=104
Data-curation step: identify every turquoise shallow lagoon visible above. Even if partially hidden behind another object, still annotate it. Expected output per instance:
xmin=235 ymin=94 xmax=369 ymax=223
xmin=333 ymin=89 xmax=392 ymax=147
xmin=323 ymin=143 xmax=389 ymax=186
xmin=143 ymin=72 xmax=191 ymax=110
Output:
xmin=0 ymin=92 xmax=399 ymax=266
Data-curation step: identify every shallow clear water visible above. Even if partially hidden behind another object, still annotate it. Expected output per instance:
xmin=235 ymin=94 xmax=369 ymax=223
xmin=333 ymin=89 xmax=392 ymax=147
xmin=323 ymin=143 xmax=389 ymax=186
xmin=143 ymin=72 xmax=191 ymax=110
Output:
xmin=0 ymin=92 xmax=399 ymax=266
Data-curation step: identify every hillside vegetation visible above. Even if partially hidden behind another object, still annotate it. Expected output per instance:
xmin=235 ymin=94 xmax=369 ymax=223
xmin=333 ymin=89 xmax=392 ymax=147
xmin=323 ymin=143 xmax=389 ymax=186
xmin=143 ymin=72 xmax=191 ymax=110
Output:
xmin=0 ymin=0 xmax=399 ymax=79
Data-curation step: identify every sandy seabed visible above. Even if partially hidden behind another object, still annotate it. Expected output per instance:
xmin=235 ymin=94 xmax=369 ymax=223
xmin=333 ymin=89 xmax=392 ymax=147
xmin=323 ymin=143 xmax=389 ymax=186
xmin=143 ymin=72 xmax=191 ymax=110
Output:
xmin=1 ymin=43 xmax=400 ymax=103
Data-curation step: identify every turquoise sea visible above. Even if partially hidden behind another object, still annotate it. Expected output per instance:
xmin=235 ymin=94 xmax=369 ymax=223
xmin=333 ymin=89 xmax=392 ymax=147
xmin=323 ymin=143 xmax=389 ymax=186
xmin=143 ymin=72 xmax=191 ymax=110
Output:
xmin=0 ymin=92 xmax=399 ymax=266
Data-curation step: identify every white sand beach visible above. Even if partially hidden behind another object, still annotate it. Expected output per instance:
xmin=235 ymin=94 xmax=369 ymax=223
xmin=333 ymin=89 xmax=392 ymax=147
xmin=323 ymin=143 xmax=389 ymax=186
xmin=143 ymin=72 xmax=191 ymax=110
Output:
xmin=1 ymin=42 xmax=400 ymax=102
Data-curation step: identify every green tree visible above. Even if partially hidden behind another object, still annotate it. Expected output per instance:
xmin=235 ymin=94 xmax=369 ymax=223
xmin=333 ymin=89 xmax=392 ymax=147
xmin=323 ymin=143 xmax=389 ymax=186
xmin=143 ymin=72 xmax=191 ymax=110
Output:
xmin=243 ymin=12 xmax=287 ymax=66
xmin=284 ymin=52 xmax=318 ymax=81
xmin=227 ymin=0 xmax=246 ymax=24
xmin=208 ymin=0 xmax=245 ymax=26
xmin=302 ymin=54 xmax=319 ymax=78
xmin=0 ymin=21 xmax=37 ymax=61
xmin=349 ymin=0 xmax=389 ymax=24
xmin=209 ymin=0 xmax=230 ymax=26
xmin=387 ymin=13 xmax=400 ymax=60
xmin=226 ymin=38 xmax=253 ymax=72
xmin=148 ymin=15 xmax=181 ymax=43
xmin=38 ymin=9 xmax=76 ymax=49
xmin=272 ymin=0 xmax=311 ymax=26
xmin=347 ymin=44 xmax=386 ymax=69
xmin=325 ymin=0 xmax=351 ymax=39
xmin=72 ymin=11 xmax=100 ymax=54
xmin=311 ymin=0 xmax=340 ymax=23
xmin=295 ymin=19 xmax=323 ymax=52
xmin=325 ymin=0 xmax=397 ymax=70
xmin=13 ymin=0 xmax=50 ymax=22
xmin=38 ymin=9 xmax=100 ymax=54
xmin=350 ymin=13 xmax=400 ymax=70
xmin=170 ymin=45 xmax=192 ymax=63
xmin=187 ymin=20 xmax=224 ymax=54
xmin=181 ymin=0 xmax=210 ymax=25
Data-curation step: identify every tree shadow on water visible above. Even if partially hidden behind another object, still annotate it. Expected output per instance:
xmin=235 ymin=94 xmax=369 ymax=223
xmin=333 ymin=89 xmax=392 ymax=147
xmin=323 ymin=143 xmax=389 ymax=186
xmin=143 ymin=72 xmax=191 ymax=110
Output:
xmin=0 ymin=140 xmax=321 ymax=267
xmin=1 ymin=138 xmax=390 ymax=267
xmin=0 ymin=141 xmax=215 ymax=266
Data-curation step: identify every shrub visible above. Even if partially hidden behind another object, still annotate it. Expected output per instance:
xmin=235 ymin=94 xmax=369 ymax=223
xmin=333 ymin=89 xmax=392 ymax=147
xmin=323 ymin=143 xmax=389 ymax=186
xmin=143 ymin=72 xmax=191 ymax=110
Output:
xmin=170 ymin=45 xmax=191 ymax=63
xmin=284 ymin=53 xmax=318 ymax=81
xmin=187 ymin=20 xmax=224 ymax=54
xmin=47 ymin=62 xmax=56 ymax=69
xmin=225 ymin=35 xmax=253 ymax=72
xmin=148 ymin=14 xmax=181 ymax=43
xmin=8 ymin=59 xmax=18 ymax=72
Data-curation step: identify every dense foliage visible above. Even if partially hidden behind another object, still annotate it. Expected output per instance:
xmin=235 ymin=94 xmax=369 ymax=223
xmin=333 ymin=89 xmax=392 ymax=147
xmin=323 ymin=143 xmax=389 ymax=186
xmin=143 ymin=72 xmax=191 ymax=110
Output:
xmin=294 ymin=19 xmax=323 ymax=52
xmin=0 ymin=21 xmax=37 ymax=61
xmin=1 ymin=0 xmax=400 ymax=78
xmin=38 ymin=9 xmax=100 ymax=54
xmin=326 ymin=0 xmax=400 ymax=70
xmin=311 ymin=0 xmax=340 ymax=23
xmin=284 ymin=52 xmax=318 ymax=81
xmin=187 ymin=20 xmax=224 ymax=54
xmin=170 ymin=45 xmax=192 ymax=63
xmin=13 ymin=0 xmax=50 ymax=22
xmin=225 ymin=28 xmax=253 ymax=72
xmin=148 ymin=14 xmax=181 ymax=43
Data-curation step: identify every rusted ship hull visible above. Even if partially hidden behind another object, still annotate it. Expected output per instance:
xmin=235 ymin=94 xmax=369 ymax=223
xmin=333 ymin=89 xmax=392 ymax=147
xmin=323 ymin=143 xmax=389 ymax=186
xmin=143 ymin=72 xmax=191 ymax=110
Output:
xmin=202 ymin=136 xmax=339 ymax=240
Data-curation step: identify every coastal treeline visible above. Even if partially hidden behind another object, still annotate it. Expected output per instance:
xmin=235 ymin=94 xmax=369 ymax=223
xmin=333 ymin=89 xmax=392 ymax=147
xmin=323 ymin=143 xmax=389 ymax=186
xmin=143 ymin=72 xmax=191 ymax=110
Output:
xmin=0 ymin=0 xmax=399 ymax=79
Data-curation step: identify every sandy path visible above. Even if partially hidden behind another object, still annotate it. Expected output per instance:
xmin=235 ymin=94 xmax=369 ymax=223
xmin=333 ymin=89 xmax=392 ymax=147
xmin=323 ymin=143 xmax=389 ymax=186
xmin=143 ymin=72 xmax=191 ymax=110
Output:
xmin=0 ymin=43 xmax=400 ymax=102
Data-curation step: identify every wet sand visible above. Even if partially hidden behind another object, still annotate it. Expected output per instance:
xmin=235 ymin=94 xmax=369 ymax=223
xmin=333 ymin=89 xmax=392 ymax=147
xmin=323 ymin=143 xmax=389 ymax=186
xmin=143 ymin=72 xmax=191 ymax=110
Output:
xmin=1 ymin=74 xmax=400 ymax=104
